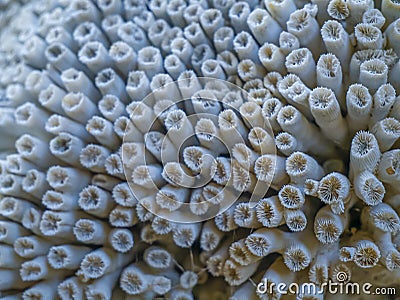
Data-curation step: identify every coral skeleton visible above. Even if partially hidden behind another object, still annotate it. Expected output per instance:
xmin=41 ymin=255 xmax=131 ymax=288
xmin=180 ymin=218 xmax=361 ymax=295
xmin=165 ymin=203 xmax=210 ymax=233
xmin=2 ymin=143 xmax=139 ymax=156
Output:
xmin=0 ymin=0 xmax=400 ymax=299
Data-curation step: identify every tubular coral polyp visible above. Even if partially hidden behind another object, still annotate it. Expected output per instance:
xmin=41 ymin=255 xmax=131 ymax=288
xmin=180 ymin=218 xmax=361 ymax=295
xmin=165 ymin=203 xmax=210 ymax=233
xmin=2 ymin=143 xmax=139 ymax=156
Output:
xmin=1 ymin=0 xmax=400 ymax=298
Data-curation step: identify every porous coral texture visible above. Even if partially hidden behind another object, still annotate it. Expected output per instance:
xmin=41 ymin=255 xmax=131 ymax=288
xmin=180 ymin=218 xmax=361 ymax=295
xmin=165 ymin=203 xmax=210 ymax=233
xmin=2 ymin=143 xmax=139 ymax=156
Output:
xmin=0 ymin=0 xmax=400 ymax=299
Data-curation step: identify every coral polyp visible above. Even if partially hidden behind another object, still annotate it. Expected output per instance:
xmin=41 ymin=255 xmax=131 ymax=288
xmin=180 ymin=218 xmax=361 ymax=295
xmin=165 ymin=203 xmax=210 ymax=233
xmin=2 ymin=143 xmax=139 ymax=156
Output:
xmin=0 ymin=0 xmax=400 ymax=299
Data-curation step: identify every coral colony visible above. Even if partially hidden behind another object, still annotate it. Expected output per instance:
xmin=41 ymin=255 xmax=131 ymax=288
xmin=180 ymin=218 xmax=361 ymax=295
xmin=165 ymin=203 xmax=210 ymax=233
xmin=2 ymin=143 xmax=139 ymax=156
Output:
xmin=1 ymin=0 xmax=400 ymax=299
